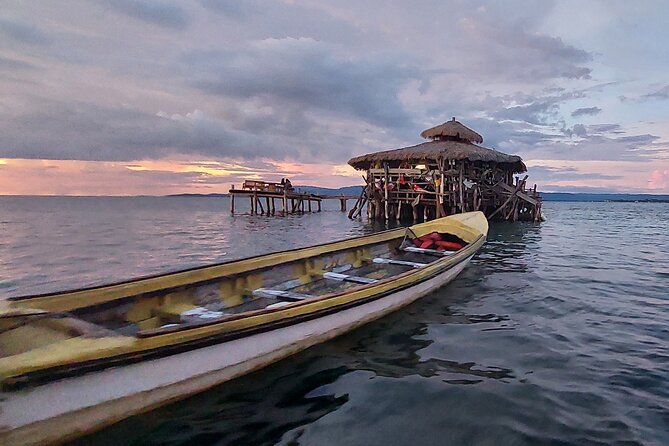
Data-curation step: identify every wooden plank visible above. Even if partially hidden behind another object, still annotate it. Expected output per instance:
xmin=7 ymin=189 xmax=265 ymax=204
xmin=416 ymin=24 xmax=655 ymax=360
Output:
xmin=323 ymin=272 xmax=378 ymax=284
xmin=402 ymin=246 xmax=455 ymax=256
xmin=252 ymin=288 xmax=313 ymax=301
xmin=369 ymin=168 xmax=422 ymax=175
xmin=498 ymin=182 xmax=539 ymax=206
xmin=372 ymin=258 xmax=427 ymax=268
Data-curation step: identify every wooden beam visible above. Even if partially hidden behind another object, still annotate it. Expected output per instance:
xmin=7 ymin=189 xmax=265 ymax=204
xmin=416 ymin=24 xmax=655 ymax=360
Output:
xmin=488 ymin=175 xmax=528 ymax=219
xmin=383 ymin=163 xmax=390 ymax=221
xmin=498 ymin=182 xmax=539 ymax=206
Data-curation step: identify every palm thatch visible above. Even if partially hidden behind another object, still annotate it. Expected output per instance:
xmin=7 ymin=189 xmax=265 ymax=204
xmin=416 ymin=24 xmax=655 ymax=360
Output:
xmin=348 ymin=139 xmax=526 ymax=173
xmin=420 ymin=117 xmax=483 ymax=143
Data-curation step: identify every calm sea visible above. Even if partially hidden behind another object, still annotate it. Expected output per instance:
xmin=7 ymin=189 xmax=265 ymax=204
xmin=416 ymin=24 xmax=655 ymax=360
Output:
xmin=1 ymin=197 xmax=667 ymax=446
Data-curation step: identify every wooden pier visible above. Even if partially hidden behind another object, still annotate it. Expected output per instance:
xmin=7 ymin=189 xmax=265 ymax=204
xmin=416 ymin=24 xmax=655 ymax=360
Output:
xmin=229 ymin=180 xmax=322 ymax=215
xmin=229 ymin=181 xmax=359 ymax=216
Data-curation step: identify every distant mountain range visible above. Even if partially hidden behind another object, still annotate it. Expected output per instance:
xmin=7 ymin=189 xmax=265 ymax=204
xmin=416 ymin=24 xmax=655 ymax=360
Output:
xmin=168 ymin=188 xmax=669 ymax=202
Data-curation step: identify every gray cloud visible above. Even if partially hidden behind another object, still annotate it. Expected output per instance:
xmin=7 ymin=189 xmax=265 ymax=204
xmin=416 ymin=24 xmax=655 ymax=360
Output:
xmin=529 ymin=165 xmax=622 ymax=181
xmin=571 ymin=106 xmax=602 ymax=117
xmin=97 ymin=0 xmax=188 ymax=29
xmin=197 ymin=0 xmax=257 ymax=18
xmin=181 ymin=38 xmax=421 ymax=129
xmin=0 ymin=18 xmax=49 ymax=44
xmin=642 ymin=85 xmax=669 ymax=100
xmin=0 ymin=56 xmax=39 ymax=71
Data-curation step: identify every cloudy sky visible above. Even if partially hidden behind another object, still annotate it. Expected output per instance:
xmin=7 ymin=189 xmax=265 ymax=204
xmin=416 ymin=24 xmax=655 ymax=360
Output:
xmin=1 ymin=0 xmax=668 ymax=195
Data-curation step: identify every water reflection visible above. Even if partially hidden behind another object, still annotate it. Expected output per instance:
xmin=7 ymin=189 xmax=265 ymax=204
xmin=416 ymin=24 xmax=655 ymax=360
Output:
xmin=5 ymin=199 xmax=669 ymax=445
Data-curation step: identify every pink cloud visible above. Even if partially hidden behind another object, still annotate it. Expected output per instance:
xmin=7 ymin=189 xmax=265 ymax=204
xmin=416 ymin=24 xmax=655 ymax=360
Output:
xmin=648 ymin=169 xmax=669 ymax=190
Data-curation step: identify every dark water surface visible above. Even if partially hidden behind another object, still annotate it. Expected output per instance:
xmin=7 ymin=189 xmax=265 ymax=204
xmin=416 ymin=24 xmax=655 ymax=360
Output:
xmin=1 ymin=197 xmax=668 ymax=445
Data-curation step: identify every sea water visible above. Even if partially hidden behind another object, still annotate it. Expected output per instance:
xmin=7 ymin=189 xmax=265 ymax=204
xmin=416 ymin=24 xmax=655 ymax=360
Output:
xmin=1 ymin=197 xmax=667 ymax=445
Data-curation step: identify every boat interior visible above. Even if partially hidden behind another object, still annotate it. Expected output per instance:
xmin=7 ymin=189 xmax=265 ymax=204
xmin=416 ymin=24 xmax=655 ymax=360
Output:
xmin=1 ymin=226 xmax=475 ymax=358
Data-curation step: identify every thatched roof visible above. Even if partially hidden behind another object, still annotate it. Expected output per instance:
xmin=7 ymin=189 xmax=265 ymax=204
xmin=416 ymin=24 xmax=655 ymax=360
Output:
xmin=347 ymin=139 xmax=526 ymax=173
xmin=420 ymin=117 xmax=483 ymax=143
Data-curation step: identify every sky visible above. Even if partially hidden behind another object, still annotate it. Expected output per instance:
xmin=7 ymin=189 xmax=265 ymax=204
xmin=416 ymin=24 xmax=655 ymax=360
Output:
xmin=1 ymin=0 xmax=668 ymax=195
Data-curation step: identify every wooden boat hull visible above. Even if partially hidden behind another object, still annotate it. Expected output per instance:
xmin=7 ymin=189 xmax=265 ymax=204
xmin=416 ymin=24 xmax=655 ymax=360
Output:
xmin=1 ymin=254 xmax=473 ymax=445
xmin=1 ymin=212 xmax=488 ymax=445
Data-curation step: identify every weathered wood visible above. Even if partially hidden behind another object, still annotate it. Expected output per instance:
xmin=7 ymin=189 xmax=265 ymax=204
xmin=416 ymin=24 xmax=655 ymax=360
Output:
xmin=488 ymin=175 xmax=528 ymax=220
xmin=498 ymin=182 xmax=539 ymax=206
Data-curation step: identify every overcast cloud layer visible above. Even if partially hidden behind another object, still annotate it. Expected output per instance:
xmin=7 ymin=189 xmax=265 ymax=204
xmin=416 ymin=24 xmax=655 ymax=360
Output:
xmin=1 ymin=0 xmax=668 ymax=193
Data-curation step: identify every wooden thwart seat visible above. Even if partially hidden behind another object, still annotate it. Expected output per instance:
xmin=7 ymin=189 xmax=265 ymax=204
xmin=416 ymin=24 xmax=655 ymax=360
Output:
xmin=323 ymin=272 xmax=378 ymax=284
xmin=402 ymin=246 xmax=456 ymax=256
xmin=372 ymin=257 xmax=427 ymax=268
xmin=252 ymin=288 xmax=314 ymax=301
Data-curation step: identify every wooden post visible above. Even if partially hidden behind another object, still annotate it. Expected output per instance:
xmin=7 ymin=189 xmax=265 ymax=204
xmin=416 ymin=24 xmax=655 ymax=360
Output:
xmin=308 ymin=198 xmax=312 ymax=212
xmin=283 ymin=191 xmax=288 ymax=215
xmin=367 ymin=172 xmax=375 ymax=220
xmin=317 ymin=199 xmax=321 ymax=212
xmin=437 ymin=158 xmax=445 ymax=217
xmin=257 ymin=197 xmax=264 ymax=214
xmin=383 ymin=163 xmax=390 ymax=221
xmin=250 ymin=194 xmax=256 ymax=214
xmin=458 ymin=162 xmax=464 ymax=213
xmin=230 ymin=192 xmax=235 ymax=214
xmin=265 ymin=197 xmax=271 ymax=215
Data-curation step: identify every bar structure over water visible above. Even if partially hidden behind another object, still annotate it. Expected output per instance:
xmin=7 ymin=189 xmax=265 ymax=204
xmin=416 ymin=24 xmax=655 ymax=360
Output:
xmin=347 ymin=118 xmax=543 ymax=223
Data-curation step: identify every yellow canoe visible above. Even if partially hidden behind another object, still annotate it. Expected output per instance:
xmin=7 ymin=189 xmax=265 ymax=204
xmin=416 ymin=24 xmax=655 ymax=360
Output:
xmin=0 ymin=211 xmax=488 ymax=445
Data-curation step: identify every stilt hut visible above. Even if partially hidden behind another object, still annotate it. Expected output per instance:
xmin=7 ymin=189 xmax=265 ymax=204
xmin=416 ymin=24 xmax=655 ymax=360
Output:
xmin=347 ymin=118 xmax=542 ymax=223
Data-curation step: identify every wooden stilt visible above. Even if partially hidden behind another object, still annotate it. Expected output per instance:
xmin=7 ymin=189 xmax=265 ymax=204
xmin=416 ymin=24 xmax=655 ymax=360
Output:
xmin=383 ymin=163 xmax=390 ymax=221
xmin=230 ymin=193 xmax=235 ymax=214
